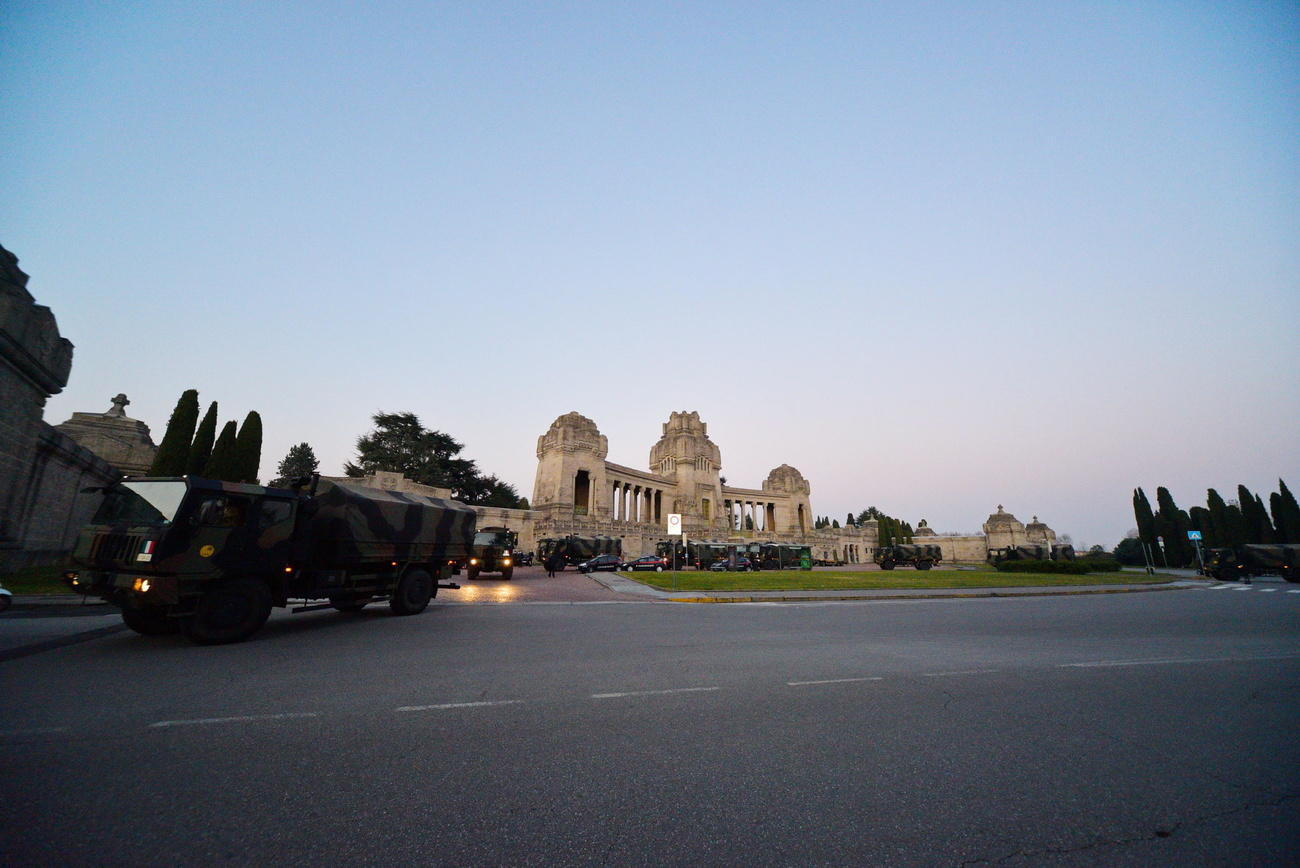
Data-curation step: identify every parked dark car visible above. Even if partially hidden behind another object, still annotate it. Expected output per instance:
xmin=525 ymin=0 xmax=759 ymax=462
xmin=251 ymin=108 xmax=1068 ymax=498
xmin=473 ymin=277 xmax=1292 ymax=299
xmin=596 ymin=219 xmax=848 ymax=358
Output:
xmin=710 ymin=557 xmax=756 ymax=572
xmin=577 ymin=554 xmax=622 ymax=573
xmin=624 ymin=556 xmax=668 ymax=572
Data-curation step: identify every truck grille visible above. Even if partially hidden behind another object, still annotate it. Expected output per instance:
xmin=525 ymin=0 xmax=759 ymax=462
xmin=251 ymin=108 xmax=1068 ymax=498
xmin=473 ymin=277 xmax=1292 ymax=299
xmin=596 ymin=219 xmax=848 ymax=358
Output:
xmin=90 ymin=532 xmax=146 ymax=563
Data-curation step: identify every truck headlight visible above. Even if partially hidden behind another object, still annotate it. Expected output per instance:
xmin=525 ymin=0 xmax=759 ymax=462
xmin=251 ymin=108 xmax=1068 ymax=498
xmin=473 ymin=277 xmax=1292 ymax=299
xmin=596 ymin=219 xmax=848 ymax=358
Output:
xmin=502 ymin=558 xmax=511 ymax=567
xmin=133 ymin=577 xmax=152 ymax=593
xmin=470 ymin=558 xmax=478 ymax=566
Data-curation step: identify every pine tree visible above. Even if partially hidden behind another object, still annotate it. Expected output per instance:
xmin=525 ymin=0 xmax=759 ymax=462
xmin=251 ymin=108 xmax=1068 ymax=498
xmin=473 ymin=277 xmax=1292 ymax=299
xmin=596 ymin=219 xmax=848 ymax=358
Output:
xmin=233 ymin=411 xmax=263 ymax=483
xmin=270 ymin=443 xmax=320 ymax=487
xmin=148 ymin=389 xmax=200 ymax=476
xmin=186 ymin=401 xmax=219 ymax=477
xmin=203 ymin=421 xmax=239 ymax=481
xmin=1132 ymin=488 xmax=1156 ymax=546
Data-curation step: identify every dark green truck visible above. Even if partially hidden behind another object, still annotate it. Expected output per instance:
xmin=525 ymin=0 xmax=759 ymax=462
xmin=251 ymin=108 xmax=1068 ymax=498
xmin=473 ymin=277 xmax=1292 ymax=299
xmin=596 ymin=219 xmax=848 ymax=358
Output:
xmin=468 ymin=526 xmax=518 ymax=580
xmin=68 ymin=476 xmax=474 ymax=644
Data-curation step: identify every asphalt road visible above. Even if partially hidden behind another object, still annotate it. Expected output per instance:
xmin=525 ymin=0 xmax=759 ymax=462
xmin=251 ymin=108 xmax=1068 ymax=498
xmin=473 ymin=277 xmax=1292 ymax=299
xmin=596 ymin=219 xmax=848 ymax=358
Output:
xmin=2 ymin=578 xmax=1297 ymax=866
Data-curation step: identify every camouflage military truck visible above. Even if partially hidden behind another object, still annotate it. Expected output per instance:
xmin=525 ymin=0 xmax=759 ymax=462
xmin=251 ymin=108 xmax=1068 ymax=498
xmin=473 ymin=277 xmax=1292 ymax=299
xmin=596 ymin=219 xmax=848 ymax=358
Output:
xmin=1203 ymin=544 xmax=1300 ymax=582
xmin=468 ymin=526 xmax=517 ymax=580
xmin=986 ymin=544 xmax=1050 ymax=564
xmin=537 ymin=535 xmax=621 ymax=570
xmin=67 ymin=476 xmax=474 ymax=644
xmin=755 ymin=542 xmax=813 ymax=570
xmin=875 ymin=543 xmax=942 ymax=570
xmin=1051 ymin=544 xmax=1076 ymax=561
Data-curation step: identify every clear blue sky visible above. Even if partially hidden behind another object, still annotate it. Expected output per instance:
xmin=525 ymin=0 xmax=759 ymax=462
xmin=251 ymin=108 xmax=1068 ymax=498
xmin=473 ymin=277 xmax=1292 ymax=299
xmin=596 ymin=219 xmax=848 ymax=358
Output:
xmin=3 ymin=0 xmax=1297 ymax=548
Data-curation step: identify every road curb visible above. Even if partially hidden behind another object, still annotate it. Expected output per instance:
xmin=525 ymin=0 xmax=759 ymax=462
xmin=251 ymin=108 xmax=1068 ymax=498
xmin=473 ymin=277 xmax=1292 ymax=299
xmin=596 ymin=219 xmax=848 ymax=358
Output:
xmin=662 ymin=583 xmax=1187 ymax=604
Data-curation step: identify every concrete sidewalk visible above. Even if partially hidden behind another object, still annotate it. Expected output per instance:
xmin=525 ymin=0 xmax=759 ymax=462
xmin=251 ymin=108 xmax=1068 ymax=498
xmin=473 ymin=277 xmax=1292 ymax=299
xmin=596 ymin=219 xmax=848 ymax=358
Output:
xmin=592 ymin=572 xmax=1201 ymax=603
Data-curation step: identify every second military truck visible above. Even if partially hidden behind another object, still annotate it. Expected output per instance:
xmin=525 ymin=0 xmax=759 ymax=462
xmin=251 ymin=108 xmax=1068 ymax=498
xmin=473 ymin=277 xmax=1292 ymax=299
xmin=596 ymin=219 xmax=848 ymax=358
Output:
xmin=69 ymin=475 xmax=474 ymax=644
xmin=468 ymin=526 xmax=518 ymax=580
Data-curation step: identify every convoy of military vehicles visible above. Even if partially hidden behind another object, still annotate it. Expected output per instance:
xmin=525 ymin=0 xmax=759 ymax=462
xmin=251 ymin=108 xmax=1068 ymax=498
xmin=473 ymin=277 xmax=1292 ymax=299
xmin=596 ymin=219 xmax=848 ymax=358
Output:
xmin=66 ymin=472 xmax=1298 ymax=646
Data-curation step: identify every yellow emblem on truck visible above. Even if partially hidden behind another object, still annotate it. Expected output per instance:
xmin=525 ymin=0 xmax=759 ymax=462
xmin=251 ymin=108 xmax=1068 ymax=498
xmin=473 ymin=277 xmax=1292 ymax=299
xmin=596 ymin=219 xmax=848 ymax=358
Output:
xmin=199 ymin=544 xmax=216 ymax=558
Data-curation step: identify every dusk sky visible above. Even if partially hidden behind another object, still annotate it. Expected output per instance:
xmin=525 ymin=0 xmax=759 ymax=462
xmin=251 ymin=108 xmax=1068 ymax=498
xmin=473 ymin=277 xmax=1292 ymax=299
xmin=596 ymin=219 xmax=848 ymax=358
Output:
xmin=4 ymin=0 xmax=1297 ymax=549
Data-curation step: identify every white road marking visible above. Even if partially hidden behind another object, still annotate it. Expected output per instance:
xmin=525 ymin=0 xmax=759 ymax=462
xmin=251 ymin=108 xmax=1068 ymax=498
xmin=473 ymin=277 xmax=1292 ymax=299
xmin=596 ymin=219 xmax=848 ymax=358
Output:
xmin=1210 ymin=584 xmax=1236 ymax=590
xmin=786 ymin=677 xmax=884 ymax=686
xmin=922 ymin=669 xmax=1000 ymax=677
xmin=0 ymin=726 xmax=70 ymax=737
xmin=1259 ymin=588 xmax=1277 ymax=593
xmin=396 ymin=700 xmax=524 ymax=712
xmin=1060 ymin=653 xmax=1300 ymax=669
xmin=1231 ymin=586 xmax=1252 ymax=591
xmin=148 ymin=712 xmax=320 ymax=728
xmin=1288 ymin=590 xmax=1300 ymax=594
xmin=592 ymin=687 xmax=720 ymax=699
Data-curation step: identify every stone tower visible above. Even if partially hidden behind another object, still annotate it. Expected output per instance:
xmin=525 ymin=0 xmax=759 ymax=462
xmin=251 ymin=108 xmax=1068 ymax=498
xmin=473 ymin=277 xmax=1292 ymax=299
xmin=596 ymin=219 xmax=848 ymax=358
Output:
xmin=983 ymin=505 xmax=1026 ymax=550
xmin=762 ymin=464 xmax=813 ymax=536
xmin=532 ymin=412 xmax=610 ymax=519
xmin=649 ymin=411 xmax=723 ymax=533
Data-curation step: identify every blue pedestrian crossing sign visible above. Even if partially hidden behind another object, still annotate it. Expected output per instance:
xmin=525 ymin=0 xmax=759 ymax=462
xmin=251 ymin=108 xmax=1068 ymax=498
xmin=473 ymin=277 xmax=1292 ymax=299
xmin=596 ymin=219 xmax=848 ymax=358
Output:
xmin=1187 ymin=530 xmax=1202 ymax=541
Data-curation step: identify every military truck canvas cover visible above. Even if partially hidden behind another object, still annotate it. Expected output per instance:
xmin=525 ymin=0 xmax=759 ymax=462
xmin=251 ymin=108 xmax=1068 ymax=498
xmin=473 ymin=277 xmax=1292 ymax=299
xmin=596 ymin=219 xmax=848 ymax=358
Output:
xmin=296 ymin=479 xmax=475 ymax=567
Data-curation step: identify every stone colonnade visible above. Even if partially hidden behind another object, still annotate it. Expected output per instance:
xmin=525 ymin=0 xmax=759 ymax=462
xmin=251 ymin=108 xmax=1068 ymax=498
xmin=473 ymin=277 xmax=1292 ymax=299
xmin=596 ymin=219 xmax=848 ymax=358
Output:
xmin=609 ymin=478 xmax=666 ymax=525
xmin=722 ymin=497 xmax=778 ymax=533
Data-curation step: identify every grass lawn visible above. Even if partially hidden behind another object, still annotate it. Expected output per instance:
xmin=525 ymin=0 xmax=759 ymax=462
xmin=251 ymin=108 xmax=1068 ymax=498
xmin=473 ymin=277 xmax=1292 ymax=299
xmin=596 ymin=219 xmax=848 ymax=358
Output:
xmin=619 ymin=566 xmax=1176 ymax=592
xmin=1 ymin=563 xmax=74 ymax=595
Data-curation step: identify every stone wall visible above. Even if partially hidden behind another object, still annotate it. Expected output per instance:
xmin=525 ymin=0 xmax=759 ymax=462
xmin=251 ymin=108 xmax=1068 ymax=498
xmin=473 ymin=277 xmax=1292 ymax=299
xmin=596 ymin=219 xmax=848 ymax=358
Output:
xmin=0 ymin=243 xmax=120 ymax=573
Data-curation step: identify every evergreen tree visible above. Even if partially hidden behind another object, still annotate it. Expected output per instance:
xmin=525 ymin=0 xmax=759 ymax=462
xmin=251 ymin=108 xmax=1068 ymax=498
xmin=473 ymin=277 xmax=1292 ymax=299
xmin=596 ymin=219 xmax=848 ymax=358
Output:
xmin=148 ymin=389 xmax=200 ymax=476
xmin=270 ymin=442 xmax=320 ymax=487
xmin=1273 ymin=479 xmax=1300 ymax=543
xmin=345 ymin=411 xmax=527 ymax=507
xmin=832 ymin=519 xmax=840 ymax=528
xmin=1189 ymin=506 xmax=1217 ymax=548
xmin=1155 ymin=487 xmax=1192 ymax=566
xmin=203 ymin=421 xmax=240 ymax=481
xmin=1237 ymin=485 xmax=1275 ymax=544
xmin=1132 ymin=488 xmax=1156 ymax=546
xmin=186 ymin=401 xmax=218 ymax=477
xmin=846 ymin=513 xmax=856 ymax=527
xmin=233 ymin=411 xmax=263 ymax=483
xmin=1207 ymin=489 xmax=1233 ymax=545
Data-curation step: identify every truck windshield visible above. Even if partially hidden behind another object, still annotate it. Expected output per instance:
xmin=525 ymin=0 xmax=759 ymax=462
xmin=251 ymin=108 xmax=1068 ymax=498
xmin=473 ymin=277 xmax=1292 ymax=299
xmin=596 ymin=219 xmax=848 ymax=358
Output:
xmin=91 ymin=481 xmax=188 ymax=526
xmin=474 ymin=532 xmax=507 ymax=546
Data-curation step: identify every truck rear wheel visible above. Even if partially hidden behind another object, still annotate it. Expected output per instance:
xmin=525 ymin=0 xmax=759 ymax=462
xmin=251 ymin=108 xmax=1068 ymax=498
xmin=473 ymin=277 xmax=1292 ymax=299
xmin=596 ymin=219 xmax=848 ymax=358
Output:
xmin=501 ymin=566 xmax=514 ymax=580
xmin=122 ymin=605 xmax=180 ymax=636
xmin=183 ymin=579 xmax=272 ymax=645
xmin=390 ymin=569 xmax=434 ymax=615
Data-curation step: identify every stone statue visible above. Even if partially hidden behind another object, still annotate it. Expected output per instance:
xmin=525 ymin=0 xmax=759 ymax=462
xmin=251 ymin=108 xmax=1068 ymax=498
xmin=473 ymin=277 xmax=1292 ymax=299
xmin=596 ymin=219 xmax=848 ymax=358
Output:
xmin=107 ymin=394 xmax=130 ymax=417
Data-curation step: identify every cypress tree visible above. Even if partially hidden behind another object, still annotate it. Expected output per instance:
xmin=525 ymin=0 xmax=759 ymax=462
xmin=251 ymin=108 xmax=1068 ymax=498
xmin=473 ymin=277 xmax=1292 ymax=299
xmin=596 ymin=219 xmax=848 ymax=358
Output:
xmin=1272 ymin=479 xmax=1300 ymax=543
xmin=1207 ymin=489 xmax=1232 ymax=545
xmin=148 ymin=389 xmax=200 ymax=476
xmin=233 ymin=411 xmax=263 ymax=483
xmin=186 ymin=401 xmax=219 ymax=477
xmin=1155 ymin=488 xmax=1192 ymax=566
xmin=1132 ymin=488 xmax=1156 ymax=546
xmin=1238 ymin=485 xmax=1274 ymax=544
xmin=203 ymin=421 xmax=239 ymax=482
xmin=1189 ymin=506 xmax=1217 ymax=548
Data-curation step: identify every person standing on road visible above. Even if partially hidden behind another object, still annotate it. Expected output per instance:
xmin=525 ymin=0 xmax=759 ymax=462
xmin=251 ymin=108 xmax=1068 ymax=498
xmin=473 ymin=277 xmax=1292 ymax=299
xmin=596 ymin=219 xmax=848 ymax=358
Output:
xmin=546 ymin=553 xmax=558 ymax=578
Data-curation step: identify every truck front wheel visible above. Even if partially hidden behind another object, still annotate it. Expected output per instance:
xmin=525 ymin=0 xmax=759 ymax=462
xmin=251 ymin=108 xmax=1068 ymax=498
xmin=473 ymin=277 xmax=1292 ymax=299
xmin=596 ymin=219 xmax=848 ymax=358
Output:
xmin=501 ymin=566 xmax=514 ymax=580
xmin=183 ymin=579 xmax=272 ymax=645
xmin=390 ymin=569 xmax=434 ymax=615
xmin=122 ymin=605 xmax=180 ymax=636
xmin=916 ymin=561 xmax=933 ymax=571
xmin=880 ymin=560 xmax=896 ymax=571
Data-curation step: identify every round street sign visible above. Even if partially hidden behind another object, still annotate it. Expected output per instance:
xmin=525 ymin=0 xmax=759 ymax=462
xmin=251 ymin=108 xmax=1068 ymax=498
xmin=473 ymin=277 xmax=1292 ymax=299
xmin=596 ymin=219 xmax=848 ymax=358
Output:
xmin=667 ymin=513 xmax=682 ymax=535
